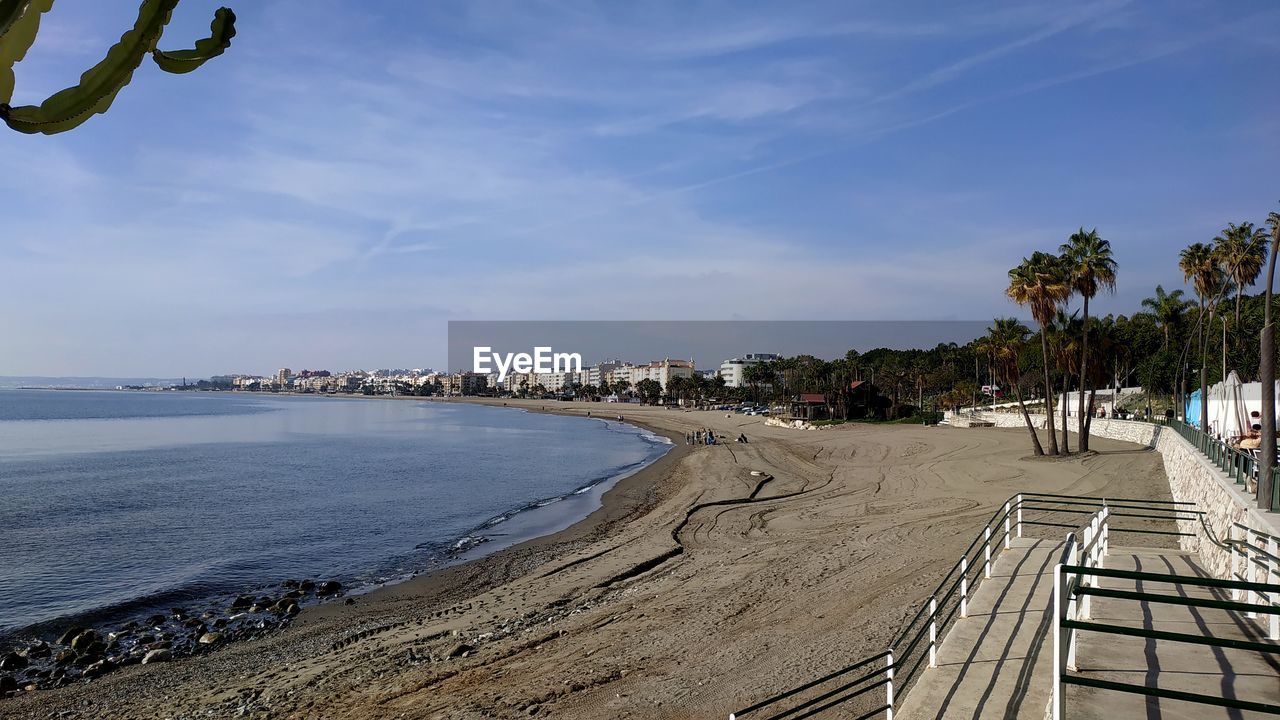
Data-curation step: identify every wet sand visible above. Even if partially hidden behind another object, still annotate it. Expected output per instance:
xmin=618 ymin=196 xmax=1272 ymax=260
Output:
xmin=4 ymin=399 xmax=1175 ymax=719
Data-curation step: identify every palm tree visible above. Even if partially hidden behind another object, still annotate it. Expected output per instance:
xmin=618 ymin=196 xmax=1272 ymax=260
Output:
xmin=1180 ymin=242 xmax=1226 ymax=431
xmin=1259 ymin=206 xmax=1280 ymax=510
xmin=1140 ymin=285 xmax=1189 ymax=350
xmin=1049 ymin=310 xmax=1082 ymax=453
xmin=1007 ymin=251 xmax=1072 ymax=455
xmin=1213 ymin=222 xmax=1269 ymax=324
xmin=980 ymin=318 xmax=1044 ymax=455
xmin=1061 ymin=228 xmax=1117 ymax=452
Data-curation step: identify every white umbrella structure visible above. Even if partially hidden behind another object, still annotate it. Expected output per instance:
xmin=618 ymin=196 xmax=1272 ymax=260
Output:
xmin=1214 ymin=371 xmax=1248 ymax=441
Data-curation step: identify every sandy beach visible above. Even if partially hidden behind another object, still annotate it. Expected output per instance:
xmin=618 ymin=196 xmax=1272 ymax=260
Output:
xmin=4 ymin=399 xmax=1176 ymax=720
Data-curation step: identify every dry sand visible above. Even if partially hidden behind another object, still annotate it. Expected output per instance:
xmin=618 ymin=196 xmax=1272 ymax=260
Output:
xmin=4 ymin=399 xmax=1175 ymax=719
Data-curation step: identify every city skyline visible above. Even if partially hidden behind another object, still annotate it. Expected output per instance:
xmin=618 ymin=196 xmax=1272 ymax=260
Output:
xmin=3 ymin=0 xmax=1279 ymax=376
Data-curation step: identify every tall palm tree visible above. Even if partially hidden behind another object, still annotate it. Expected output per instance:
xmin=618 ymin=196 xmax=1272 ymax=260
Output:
xmin=1213 ymin=222 xmax=1269 ymax=324
xmin=1007 ymin=251 xmax=1072 ymax=455
xmin=1180 ymin=242 xmax=1225 ymax=431
xmin=1061 ymin=228 xmax=1117 ymax=451
xmin=1259 ymin=207 xmax=1280 ymax=510
xmin=980 ymin=318 xmax=1044 ymax=455
xmin=1140 ymin=285 xmax=1189 ymax=350
xmin=1049 ymin=310 xmax=1082 ymax=453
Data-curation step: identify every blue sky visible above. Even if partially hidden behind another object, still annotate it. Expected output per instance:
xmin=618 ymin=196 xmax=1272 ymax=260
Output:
xmin=2 ymin=0 xmax=1278 ymax=376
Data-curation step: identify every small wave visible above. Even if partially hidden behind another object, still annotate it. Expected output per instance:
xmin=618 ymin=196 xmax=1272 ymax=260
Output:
xmin=452 ymin=535 xmax=489 ymax=551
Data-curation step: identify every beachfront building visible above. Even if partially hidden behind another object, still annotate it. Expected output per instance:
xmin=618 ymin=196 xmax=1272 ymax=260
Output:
xmin=787 ymin=393 xmax=830 ymax=421
xmin=231 ymin=375 xmax=271 ymax=390
xmin=719 ymin=353 xmax=779 ymax=388
xmin=603 ymin=364 xmax=637 ymax=389
xmin=443 ymin=372 xmax=487 ymax=396
xmin=584 ymin=360 xmax=626 ymax=388
xmin=535 ymin=372 xmax=576 ymax=392
xmin=630 ymin=358 xmax=695 ymax=391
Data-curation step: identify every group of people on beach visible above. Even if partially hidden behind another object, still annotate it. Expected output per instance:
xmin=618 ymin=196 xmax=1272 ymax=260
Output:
xmin=686 ymin=429 xmax=717 ymax=446
xmin=686 ymin=429 xmax=751 ymax=445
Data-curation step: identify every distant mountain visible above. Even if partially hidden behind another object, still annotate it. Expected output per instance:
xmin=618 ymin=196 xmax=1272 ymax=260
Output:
xmin=0 ymin=377 xmax=188 ymax=389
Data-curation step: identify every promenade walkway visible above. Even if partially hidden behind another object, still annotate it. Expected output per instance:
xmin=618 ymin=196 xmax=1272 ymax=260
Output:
xmin=896 ymin=537 xmax=1059 ymax=720
xmin=896 ymin=541 xmax=1278 ymax=720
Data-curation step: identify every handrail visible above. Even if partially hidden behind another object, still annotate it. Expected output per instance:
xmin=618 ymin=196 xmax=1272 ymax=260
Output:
xmin=1235 ymin=521 xmax=1280 ymax=545
xmin=1156 ymin=418 xmax=1280 ymax=511
xmin=730 ymin=493 xmax=1206 ymax=720
xmin=1053 ymin=532 xmax=1280 ymax=719
xmin=1228 ymin=523 xmax=1280 ymax=640
xmin=1059 ymin=564 xmax=1280 ymax=593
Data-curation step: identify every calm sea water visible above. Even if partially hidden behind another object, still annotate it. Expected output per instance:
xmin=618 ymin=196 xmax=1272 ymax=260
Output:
xmin=0 ymin=390 xmax=669 ymax=638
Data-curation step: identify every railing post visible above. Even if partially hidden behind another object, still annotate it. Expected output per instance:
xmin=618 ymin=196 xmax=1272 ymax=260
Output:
xmin=1081 ymin=525 xmax=1093 ymax=620
xmin=928 ymin=596 xmax=938 ymax=668
xmin=1101 ymin=509 xmax=1109 ymax=563
xmin=1052 ymin=563 xmax=1064 ymax=720
xmin=1247 ymin=528 xmax=1258 ymax=619
xmin=984 ymin=526 xmax=992 ymax=579
xmin=885 ymin=650 xmax=895 ymax=720
xmin=1004 ymin=501 xmax=1011 ymax=550
xmin=1016 ymin=494 xmax=1023 ymax=538
xmin=1066 ymin=542 xmax=1079 ymax=671
xmin=1270 ymin=536 xmax=1279 ymax=641
xmin=1231 ymin=525 xmax=1241 ymax=600
xmin=960 ymin=557 xmax=969 ymax=618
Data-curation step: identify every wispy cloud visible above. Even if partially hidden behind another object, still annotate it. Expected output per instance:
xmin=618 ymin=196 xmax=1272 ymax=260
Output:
xmin=1 ymin=0 xmax=1276 ymax=375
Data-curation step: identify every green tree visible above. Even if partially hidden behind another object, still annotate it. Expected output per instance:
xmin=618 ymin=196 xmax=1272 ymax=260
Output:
xmin=1007 ymin=251 xmax=1072 ymax=455
xmin=1180 ymin=242 xmax=1226 ymax=430
xmin=978 ymin=318 xmax=1044 ymax=455
xmin=1060 ymin=228 xmax=1117 ymax=451
xmin=1140 ymin=285 xmax=1190 ymax=350
xmin=1214 ymin=222 xmax=1269 ymax=324
xmin=1048 ymin=310 xmax=1082 ymax=453
xmin=636 ymin=378 xmax=662 ymax=405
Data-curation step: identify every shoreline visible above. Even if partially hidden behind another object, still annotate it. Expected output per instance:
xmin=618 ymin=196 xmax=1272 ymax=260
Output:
xmin=4 ymin=401 xmax=1179 ymax=719
xmin=0 ymin=396 xmax=690 ymax=700
xmin=303 ymin=399 xmax=691 ymax=622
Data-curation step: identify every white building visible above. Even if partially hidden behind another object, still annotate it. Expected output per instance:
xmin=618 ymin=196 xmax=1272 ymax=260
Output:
xmin=584 ymin=360 xmax=626 ymax=388
xmin=719 ymin=353 xmax=780 ymax=388
xmin=630 ymin=358 xmax=695 ymax=391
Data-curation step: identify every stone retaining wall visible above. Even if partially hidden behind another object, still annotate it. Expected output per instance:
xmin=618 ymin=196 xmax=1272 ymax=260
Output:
xmin=944 ymin=410 xmax=1278 ymax=579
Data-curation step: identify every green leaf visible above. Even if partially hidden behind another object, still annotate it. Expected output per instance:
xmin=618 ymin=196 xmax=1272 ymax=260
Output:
xmin=152 ymin=6 xmax=235 ymax=74
xmin=0 ymin=0 xmax=55 ymax=105
xmin=2 ymin=0 xmax=179 ymax=134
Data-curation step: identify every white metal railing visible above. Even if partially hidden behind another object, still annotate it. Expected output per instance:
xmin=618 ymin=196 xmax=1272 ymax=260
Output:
xmin=1050 ymin=507 xmax=1110 ymax=720
xmin=729 ymin=495 xmax=1207 ymax=720
xmin=1052 ymin=516 xmax=1280 ymax=718
xmin=1230 ymin=522 xmax=1280 ymax=640
xmin=728 ymin=494 xmax=1180 ymax=720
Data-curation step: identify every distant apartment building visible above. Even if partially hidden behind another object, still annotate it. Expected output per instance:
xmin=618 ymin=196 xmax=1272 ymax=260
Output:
xmin=603 ymin=364 xmax=637 ymax=389
xmin=277 ymin=368 xmax=291 ymax=386
xmin=630 ymin=358 xmax=695 ymax=390
xmin=719 ymin=353 xmax=779 ymax=388
xmin=231 ymin=375 xmax=271 ymax=390
xmin=584 ymin=360 xmax=626 ymax=388
xmin=443 ymin=372 xmax=487 ymax=396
